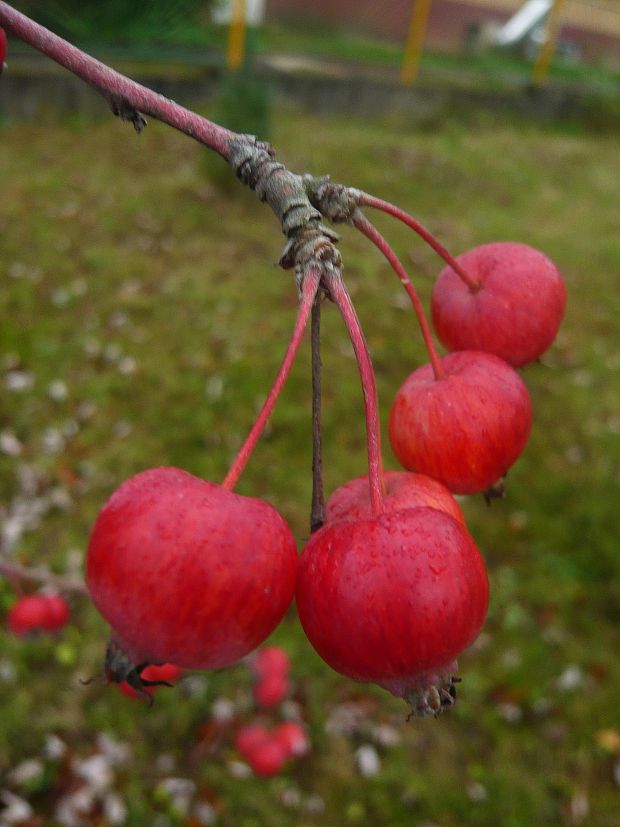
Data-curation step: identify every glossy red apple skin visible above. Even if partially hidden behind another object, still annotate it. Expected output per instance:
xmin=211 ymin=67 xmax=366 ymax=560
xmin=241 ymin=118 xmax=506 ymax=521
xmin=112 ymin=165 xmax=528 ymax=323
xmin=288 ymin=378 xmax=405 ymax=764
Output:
xmin=326 ymin=469 xmax=465 ymax=526
xmin=296 ymin=507 xmax=489 ymax=700
xmin=87 ymin=467 xmax=298 ymax=670
xmin=431 ymin=241 xmax=566 ymax=367
xmin=389 ymin=350 xmax=532 ymax=494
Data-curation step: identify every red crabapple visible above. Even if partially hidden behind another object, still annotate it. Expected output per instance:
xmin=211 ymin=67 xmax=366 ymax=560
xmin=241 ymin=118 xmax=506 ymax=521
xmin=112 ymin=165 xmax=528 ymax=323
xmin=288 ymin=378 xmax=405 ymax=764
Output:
xmin=246 ymin=737 xmax=288 ymax=777
xmin=235 ymin=723 xmax=270 ymax=759
xmin=326 ymin=469 xmax=465 ymax=525
xmin=253 ymin=673 xmax=290 ymax=709
xmin=252 ymin=646 xmax=290 ymax=681
xmin=86 ymin=468 xmax=297 ymax=687
xmin=389 ymin=350 xmax=532 ymax=494
xmin=7 ymin=593 xmax=70 ymax=636
xmin=274 ymin=721 xmax=309 ymax=757
xmin=431 ymin=241 xmax=566 ymax=367
xmin=296 ymin=507 xmax=489 ymax=717
xmin=0 ymin=28 xmax=6 ymax=73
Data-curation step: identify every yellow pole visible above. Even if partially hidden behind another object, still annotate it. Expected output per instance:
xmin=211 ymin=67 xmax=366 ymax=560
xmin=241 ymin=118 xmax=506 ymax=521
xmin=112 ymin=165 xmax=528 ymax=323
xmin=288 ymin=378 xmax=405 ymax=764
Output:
xmin=227 ymin=0 xmax=247 ymax=71
xmin=532 ymin=0 xmax=567 ymax=86
xmin=401 ymin=0 xmax=432 ymax=86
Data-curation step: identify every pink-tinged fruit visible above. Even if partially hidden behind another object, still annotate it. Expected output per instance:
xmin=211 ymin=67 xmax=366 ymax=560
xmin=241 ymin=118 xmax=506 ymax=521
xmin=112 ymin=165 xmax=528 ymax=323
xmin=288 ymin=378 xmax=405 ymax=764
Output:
xmin=0 ymin=27 xmax=7 ymax=73
xmin=326 ymin=469 xmax=465 ymax=525
xmin=274 ymin=721 xmax=309 ymax=757
xmin=7 ymin=593 xmax=70 ymax=636
xmin=86 ymin=467 xmax=298 ymax=672
xmin=389 ymin=350 xmax=532 ymax=494
xmin=252 ymin=645 xmax=290 ymax=681
xmin=297 ymin=507 xmax=489 ymax=717
xmin=431 ymin=241 xmax=566 ymax=367
xmin=253 ymin=673 xmax=290 ymax=708
xmin=235 ymin=723 xmax=271 ymax=759
xmin=245 ymin=738 xmax=288 ymax=777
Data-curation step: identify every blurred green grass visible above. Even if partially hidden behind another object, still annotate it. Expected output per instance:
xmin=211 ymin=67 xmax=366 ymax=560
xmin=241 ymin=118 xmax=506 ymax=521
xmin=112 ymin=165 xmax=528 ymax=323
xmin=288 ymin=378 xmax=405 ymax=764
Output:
xmin=0 ymin=105 xmax=619 ymax=826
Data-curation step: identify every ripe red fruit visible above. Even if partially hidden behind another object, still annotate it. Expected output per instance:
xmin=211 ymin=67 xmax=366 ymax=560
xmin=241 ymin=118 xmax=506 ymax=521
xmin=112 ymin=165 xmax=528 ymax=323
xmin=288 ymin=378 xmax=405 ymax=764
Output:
xmin=118 ymin=663 xmax=182 ymax=700
xmin=235 ymin=723 xmax=270 ymax=759
xmin=326 ymin=469 xmax=465 ymax=526
xmin=7 ymin=593 xmax=70 ymax=636
xmin=253 ymin=673 xmax=289 ymax=708
xmin=245 ymin=737 xmax=288 ymax=777
xmin=274 ymin=721 xmax=309 ymax=757
xmin=86 ymin=467 xmax=297 ymax=676
xmin=431 ymin=241 xmax=566 ymax=367
xmin=296 ymin=507 xmax=489 ymax=716
xmin=389 ymin=350 xmax=532 ymax=494
xmin=252 ymin=645 xmax=290 ymax=681
xmin=45 ymin=594 xmax=71 ymax=632
xmin=0 ymin=28 xmax=7 ymax=72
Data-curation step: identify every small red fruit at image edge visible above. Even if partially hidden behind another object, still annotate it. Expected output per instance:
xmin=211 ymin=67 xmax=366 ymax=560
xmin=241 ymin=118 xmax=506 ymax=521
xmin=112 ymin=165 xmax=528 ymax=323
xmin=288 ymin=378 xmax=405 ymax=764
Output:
xmin=431 ymin=241 xmax=566 ymax=367
xmin=0 ymin=27 xmax=7 ymax=72
xmin=86 ymin=467 xmax=298 ymax=685
xmin=118 ymin=663 xmax=183 ymax=700
xmin=7 ymin=593 xmax=70 ymax=636
xmin=326 ymin=469 xmax=465 ymax=526
xmin=274 ymin=721 xmax=309 ymax=757
xmin=296 ymin=507 xmax=489 ymax=717
xmin=389 ymin=350 xmax=532 ymax=494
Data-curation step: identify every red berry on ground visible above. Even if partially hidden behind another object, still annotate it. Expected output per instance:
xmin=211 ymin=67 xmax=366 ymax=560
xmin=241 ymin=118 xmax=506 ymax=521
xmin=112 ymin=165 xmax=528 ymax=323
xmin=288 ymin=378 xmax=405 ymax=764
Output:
xmin=245 ymin=737 xmax=288 ymax=777
xmin=118 ymin=663 xmax=182 ymax=700
xmin=296 ymin=507 xmax=489 ymax=717
xmin=389 ymin=350 xmax=532 ymax=494
xmin=252 ymin=645 xmax=290 ymax=681
xmin=7 ymin=593 xmax=70 ymax=636
xmin=86 ymin=468 xmax=298 ymax=672
xmin=44 ymin=594 xmax=71 ymax=632
xmin=274 ymin=721 xmax=309 ymax=757
xmin=431 ymin=241 xmax=566 ymax=367
xmin=326 ymin=469 xmax=465 ymax=526
xmin=253 ymin=673 xmax=289 ymax=709
xmin=235 ymin=723 xmax=270 ymax=759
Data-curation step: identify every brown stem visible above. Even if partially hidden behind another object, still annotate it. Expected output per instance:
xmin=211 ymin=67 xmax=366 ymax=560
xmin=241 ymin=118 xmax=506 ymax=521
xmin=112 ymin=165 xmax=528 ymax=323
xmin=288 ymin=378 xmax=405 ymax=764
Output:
xmin=357 ymin=193 xmax=482 ymax=292
xmin=310 ymin=294 xmax=325 ymax=533
xmin=0 ymin=2 xmax=233 ymax=157
xmin=323 ymin=272 xmax=385 ymax=516
xmin=222 ymin=269 xmax=321 ymax=491
xmin=0 ymin=560 xmax=88 ymax=595
xmin=353 ymin=211 xmax=445 ymax=381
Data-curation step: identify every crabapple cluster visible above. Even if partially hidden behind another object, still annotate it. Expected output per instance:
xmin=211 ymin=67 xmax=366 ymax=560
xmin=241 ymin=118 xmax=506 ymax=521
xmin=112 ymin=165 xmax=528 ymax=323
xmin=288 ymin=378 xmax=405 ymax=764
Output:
xmin=0 ymin=3 xmax=565 ymax=719
xmin=83 ymin=220 xmax=564 ymax=717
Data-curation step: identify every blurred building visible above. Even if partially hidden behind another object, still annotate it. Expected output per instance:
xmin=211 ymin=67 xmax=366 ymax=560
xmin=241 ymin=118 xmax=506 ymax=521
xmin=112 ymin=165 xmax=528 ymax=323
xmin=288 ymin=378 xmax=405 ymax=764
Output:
xmin=265 ymin=0 xmax=620 ymax=65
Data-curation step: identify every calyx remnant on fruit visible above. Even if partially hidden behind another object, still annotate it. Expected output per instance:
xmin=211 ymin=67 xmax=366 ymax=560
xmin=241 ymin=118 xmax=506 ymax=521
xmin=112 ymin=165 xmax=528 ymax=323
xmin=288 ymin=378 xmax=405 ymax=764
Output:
xmin=403 ymin=670 xmax=462 ymax=719
xmin=104 ymin=635 xmax=171 ymax=705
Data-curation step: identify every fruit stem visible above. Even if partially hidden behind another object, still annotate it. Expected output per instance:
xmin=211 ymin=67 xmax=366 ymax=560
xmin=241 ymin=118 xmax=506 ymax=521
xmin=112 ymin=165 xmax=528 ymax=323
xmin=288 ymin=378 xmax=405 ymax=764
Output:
xmin=356 ymin=193 xmax=481 ymax=292
xmin=324 ymin=272 xmax=385 ymax=516
xmin=222 ymin=269 xmax=321 ymax=491
xmin=353 ymin=212 xmax=445 ymax=381
xmin=310 ymin=294 xmax=326 ymax=533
